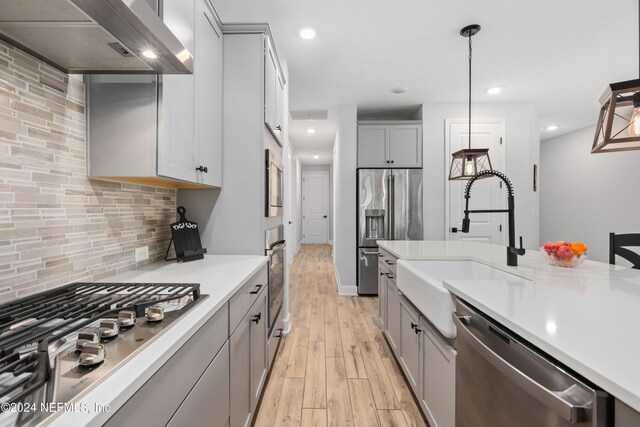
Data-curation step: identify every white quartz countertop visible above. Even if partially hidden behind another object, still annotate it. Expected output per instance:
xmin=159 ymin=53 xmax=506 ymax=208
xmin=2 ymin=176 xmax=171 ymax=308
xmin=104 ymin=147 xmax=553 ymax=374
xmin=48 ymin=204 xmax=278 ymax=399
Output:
xmin=378 ymin=240 xmax=640 ymax=412
xmin=46 ymin=255 xmax=268 ymax=427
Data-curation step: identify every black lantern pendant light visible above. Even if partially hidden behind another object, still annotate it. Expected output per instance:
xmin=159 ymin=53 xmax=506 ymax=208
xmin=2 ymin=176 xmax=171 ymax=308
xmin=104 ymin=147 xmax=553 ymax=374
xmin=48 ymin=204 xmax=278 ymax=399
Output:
xmin=592 ymin=0 xmax=640 ymax=153
xmin=448 ymin=24 xmax=493 ymax=180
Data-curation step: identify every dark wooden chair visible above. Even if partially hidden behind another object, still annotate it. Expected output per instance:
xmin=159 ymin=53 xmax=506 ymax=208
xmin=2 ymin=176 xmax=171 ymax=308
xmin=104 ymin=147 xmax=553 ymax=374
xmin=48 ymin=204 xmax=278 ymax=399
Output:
xmin=609 ymin=233 xmax=640 ymax=269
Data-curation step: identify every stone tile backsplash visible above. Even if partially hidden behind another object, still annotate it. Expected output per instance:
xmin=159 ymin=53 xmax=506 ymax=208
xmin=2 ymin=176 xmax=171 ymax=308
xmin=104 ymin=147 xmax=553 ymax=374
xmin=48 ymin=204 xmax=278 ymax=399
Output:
xmin=0 ymin=41 xmax=176 ymax=301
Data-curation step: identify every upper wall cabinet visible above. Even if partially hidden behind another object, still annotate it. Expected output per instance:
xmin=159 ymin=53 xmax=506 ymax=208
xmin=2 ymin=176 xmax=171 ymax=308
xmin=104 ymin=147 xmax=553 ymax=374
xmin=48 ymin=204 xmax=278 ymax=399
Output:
xmin=264 ymin=37 xmax=286 ymax=145
xmin=87 ymin=0 xmax=223 ymax=189
xmin=358 ymin=121 xmax=423 ymax=168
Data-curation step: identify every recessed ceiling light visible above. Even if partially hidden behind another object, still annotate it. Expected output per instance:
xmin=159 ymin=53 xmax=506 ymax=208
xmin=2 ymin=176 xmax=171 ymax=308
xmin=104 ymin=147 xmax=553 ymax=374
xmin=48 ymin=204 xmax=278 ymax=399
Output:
xmin=546 ymin=125 xmax=558 ymax=131
xmin=487 ymin=87 xmax=501 ymax=95
xmin=141 ymin=49 xmax=158 ymax=59
xmin=313 ymin=154 xmax=319 ymax=159
xmin=391 ymin=86 xmax=408 ymax=94
xmin=307 ymin=128 xmax=316 ymax=134
xmin=299 ymin=28 xmax=316 ymax=40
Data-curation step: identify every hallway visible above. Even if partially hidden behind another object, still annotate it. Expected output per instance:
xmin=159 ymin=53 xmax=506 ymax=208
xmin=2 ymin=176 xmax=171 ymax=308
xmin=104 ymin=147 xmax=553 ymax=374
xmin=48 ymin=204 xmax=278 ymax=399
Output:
xmin=254 ymin=244 xmax=428 ymax=427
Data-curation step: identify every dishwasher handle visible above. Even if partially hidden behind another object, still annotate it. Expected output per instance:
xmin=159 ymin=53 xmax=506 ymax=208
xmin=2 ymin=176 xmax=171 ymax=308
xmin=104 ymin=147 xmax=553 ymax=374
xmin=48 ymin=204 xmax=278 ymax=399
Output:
xmin=454 ymin=314 xmax=589 ymax=424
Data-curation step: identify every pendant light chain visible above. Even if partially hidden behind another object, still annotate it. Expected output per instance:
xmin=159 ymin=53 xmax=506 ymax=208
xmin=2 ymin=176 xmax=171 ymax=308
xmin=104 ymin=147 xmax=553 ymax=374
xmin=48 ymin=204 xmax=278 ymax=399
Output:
xmin=468 ymin=33 xmax=473 ymax=150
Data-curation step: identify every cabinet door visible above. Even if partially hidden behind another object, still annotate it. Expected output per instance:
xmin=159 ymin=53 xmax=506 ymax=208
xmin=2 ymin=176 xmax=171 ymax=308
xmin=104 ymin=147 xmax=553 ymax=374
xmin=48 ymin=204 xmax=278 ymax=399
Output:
xmin=274 ymin=72 xmax=285 ymax=141
xmin=195 ymin=0 xmax=222 ymax=187
xmin=167 ymin=342 xmax=230 ymax=427
xmin=230 ymin=311 xmax=252 ymax=427
xmin=264 ymin=39 xmax=277 ymax=130
xmin=250 ymin=290 xmax=268 ymax=411
xmin=422 ymin=325 xmax=456 ymax=427
xmin=385 ymin=278 xmax=401 ymax=354
xmin=158 ymin=0 xmax=197 ymax=183
xmin=389 ymin=124 xmax=422 ymax=168
xmin=399 ymin=298 xmax=420 ymax=391
xmin=358 ymin=125 xmax=389 ymax=167
xmin=378 ymin=264 xmax=387 ymax=328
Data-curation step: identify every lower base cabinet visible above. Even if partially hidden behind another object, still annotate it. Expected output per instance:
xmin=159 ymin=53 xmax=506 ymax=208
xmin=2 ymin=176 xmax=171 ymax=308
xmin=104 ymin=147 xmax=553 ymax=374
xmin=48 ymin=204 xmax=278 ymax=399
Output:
xmin=421 ymin=322 xmax=456 ymax=427
xmin=380 ymin=249 xmax=456 ymax=427
xmin=167 ymin=342 xmax=230 ymax=427
xmin=231 ymin=286 xmax=268 ymax=427
xmin=399 ymin=298 xmax=421 ymax=391
xmin=386 ymin=278 xmax=401 ymax=353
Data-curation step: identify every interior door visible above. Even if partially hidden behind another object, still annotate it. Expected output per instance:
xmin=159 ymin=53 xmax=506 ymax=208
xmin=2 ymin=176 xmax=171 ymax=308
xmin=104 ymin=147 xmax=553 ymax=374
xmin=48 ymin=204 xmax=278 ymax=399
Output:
xmin=447 ymin=120 xmax=505 ymax=244
xmin=302 ymin=172 xmax=329 ymax=243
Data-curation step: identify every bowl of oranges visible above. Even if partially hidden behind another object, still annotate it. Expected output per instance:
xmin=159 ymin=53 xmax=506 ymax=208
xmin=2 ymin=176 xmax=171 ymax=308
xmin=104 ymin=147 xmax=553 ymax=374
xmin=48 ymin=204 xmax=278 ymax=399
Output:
xmin=540 ymin=241 xmax=588 ymax=268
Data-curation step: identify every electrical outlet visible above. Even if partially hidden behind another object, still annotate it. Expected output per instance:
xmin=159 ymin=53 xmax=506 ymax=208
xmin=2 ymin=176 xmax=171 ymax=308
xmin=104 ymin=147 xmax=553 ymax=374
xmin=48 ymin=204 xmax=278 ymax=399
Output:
xmin=135 ymin=246 xmax=149 ymax=263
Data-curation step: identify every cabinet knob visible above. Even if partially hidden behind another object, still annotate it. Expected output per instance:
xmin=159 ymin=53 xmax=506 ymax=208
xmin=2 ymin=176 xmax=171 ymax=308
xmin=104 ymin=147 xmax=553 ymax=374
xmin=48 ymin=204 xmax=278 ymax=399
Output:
xmin=275 ymin=125 xmax=282 ymax=131
xmin=252 ymin=313 xmax=262 ymax=324
xmin=196 ymin=165 xmax=208 ymax=173
xmin=390 ymin=160 xmax=394 ymax=164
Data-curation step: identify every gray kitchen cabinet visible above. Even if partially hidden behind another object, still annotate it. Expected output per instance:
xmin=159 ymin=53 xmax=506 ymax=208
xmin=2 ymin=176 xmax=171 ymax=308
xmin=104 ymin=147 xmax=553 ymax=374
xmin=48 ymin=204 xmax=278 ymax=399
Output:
xmin=399 ymin=296 xmax=421 ymax=391
xmin=378 ymin=262 xmax=388 ymax=328
xmin=104 ymin=304 xmax=229 ymax=427
xmin=421 ymin=319 xmax=456 ymax=427
xmin=358 ymin=124 xmax=388 ymax=167
xmin=250 ymin=290 xmax=268 ymax=408
xmin=167 ymin=342 xmax=230 ymax=427
xmin=157 ymin=0 xmax=196 ymax=183
xmin=230 ymin=284 xmax=268 ymax=427
xmin=385 ymin=275 xmax=401 ymax=354
xmin=389 ymin=124 xmax=422 ymax=167
xmin=87 ymin=0 xmax=223 ymax=189
xmin=193 ymin=0 xmax=223 ymax=187
xmin=357 ymin=121 xmax=423 ymax=168
xmin=264 ymin=37 xmax=285 ymax=144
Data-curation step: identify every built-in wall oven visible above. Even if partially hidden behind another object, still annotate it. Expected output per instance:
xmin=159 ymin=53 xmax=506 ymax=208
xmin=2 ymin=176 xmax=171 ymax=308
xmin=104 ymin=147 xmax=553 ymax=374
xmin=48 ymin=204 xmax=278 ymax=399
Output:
xmin=265 ymin=149 xmax=283 ymax=217
xmin=266 ymin=225 xmax=285 ymax=333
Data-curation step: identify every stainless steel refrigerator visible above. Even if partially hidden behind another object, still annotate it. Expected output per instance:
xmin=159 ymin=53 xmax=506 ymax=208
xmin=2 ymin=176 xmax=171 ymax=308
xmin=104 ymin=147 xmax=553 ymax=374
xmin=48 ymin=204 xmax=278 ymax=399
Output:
xmin=357 ymin=169 xmax=423 ymax=295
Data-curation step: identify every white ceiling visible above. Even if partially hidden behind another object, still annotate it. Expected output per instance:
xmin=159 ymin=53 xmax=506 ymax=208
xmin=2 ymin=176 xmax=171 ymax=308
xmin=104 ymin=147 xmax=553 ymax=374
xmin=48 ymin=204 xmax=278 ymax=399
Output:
xmin=214 ymin=0 xmax=638 ymax=159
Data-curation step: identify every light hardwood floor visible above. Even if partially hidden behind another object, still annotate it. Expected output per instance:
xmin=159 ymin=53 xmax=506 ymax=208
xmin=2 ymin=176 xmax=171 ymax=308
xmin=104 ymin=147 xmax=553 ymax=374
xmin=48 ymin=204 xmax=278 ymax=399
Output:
xmin=254 ymin=244 xmax=429 ymax=427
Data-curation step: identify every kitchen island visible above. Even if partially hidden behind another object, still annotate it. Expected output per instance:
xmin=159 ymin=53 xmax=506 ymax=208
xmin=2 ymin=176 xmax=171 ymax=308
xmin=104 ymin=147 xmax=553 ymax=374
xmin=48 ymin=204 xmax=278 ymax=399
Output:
xmin=378 ymin=240 xmax=640 ymax=426
xmin=45 ymin=255 xmax=270 ymax=427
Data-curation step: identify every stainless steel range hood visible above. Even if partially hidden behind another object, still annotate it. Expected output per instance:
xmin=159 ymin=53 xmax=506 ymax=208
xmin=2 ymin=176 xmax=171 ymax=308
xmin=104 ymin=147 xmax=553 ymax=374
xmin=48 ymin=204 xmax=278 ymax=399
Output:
xmin=0 ymin=0 xmax=193 ymax=74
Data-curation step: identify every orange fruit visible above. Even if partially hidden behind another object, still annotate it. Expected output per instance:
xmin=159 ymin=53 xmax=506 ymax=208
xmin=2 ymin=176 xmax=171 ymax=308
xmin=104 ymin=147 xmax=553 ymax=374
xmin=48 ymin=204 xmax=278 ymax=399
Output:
xmin=571 ymin=242 xmax=586 ymax=256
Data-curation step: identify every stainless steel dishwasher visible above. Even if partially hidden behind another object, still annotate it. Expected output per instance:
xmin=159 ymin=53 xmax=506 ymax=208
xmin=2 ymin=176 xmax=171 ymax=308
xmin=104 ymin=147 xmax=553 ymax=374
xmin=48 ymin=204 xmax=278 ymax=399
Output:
xmin=453 ymin=298 xmax=610 ymax=427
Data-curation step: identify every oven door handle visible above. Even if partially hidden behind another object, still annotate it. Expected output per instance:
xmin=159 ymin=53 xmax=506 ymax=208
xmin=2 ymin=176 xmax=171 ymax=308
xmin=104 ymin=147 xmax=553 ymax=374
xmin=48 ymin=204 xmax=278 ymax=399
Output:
xmin=454 ymin=314 xmax=589 ymax=424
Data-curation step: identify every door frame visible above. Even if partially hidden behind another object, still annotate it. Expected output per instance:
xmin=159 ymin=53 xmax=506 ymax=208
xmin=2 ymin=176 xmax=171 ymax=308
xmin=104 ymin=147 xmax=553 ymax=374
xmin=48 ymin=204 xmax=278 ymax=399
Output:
xmin=444 ymin=118 xmax=506 ymax=243
xmin=302 ymin=171 xmax=330 ymax=244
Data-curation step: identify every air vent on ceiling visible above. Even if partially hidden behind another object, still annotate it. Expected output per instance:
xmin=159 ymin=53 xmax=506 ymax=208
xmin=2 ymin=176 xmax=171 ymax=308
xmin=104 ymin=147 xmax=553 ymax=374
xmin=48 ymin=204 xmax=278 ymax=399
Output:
xmin=290 ymin=109 xmax=328 ymax=120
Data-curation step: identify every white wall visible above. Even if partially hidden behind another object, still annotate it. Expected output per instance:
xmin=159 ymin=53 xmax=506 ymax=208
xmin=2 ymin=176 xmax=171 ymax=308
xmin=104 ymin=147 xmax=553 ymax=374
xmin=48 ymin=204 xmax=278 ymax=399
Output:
xmin=333 ymin=104 xmax=358 ymax=295
xmin=301 ymin=164 xmax=333 ymax=239
xmin=422 ymin=103 xmax=540 ymax=248
xmin=540 ymin=126 xmax=640 ymax=264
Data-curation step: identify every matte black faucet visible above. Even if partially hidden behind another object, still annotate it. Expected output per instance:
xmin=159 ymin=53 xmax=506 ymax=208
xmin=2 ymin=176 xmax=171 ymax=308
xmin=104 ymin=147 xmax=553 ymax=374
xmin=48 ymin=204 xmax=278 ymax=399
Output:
xmin=461 ymin=170 xmax=525 ymax=266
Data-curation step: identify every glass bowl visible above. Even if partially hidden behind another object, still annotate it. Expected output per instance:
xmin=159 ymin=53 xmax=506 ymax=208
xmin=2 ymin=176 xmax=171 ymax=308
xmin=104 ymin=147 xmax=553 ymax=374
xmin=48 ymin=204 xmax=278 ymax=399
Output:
xmin=540 ymin=247 xmax=588 ymax=268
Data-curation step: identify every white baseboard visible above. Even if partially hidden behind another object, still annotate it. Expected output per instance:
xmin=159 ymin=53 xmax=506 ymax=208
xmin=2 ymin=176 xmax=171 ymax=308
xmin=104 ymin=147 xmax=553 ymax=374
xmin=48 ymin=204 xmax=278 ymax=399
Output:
xmin=282 ymin=312 xmax=292 ymax=334
xmin=328 ymin=240 xmax=333 ymax=245
xmin=335 ymin=270 xmax=358 ymax=296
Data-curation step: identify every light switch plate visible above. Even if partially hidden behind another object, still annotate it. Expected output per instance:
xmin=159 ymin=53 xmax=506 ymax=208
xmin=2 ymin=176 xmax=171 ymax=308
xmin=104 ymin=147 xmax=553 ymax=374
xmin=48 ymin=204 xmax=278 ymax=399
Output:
xmin=135 ymin=246 xmax=149 ymax=262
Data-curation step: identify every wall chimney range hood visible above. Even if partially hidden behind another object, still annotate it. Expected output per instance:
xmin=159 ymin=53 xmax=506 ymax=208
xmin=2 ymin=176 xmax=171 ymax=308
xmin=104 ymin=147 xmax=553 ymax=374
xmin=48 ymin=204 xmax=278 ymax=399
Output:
xmin=0 ymin=0 xmax=193 ymax=74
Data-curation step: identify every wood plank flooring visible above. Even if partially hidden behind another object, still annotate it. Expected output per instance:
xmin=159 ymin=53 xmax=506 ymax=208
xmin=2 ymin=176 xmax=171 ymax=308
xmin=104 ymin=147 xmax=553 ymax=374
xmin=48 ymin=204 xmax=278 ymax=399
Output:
xmin=254 ymin=244 xmax=428 ymax=427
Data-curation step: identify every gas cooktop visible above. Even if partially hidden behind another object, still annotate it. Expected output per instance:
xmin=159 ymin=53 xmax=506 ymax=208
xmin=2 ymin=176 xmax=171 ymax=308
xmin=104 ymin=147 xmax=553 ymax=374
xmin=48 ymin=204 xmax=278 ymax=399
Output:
xmin=0 ymin=282 xmax=206 ymax=426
